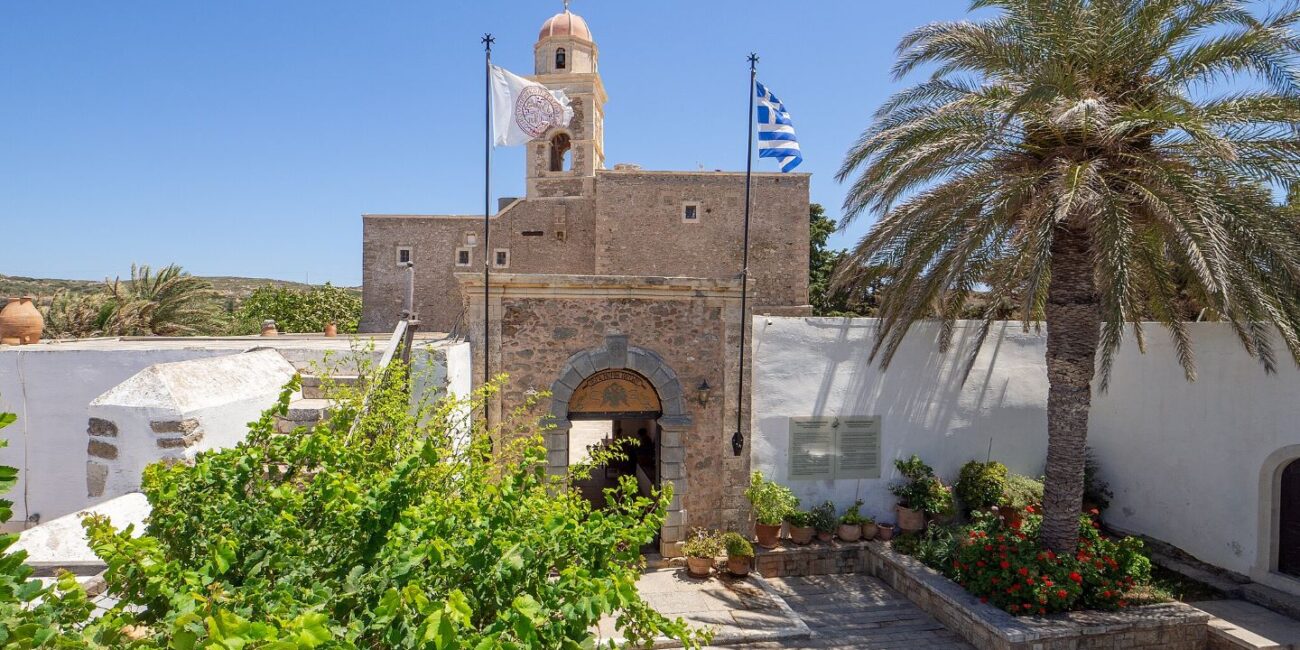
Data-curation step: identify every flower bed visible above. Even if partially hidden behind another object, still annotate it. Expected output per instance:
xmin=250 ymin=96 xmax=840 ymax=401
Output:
xmin=866 ymin=541 xmax=1208 ymax=650
xmin=895 ymin=509 xmax=1157 ymax=616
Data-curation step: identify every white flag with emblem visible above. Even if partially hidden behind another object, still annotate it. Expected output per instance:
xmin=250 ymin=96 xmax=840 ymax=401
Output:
xmin=491 ymin=65 xmax=573 ymax=147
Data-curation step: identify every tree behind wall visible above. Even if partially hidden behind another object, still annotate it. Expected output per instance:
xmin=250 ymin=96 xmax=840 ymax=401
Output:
xmin=809 ymin=203 xmax=879 ymax=316
xmin=234 ymin=283 xmax=362 ymax=334
xmin=835 ymin=0 xmax=1300 ymax=553
xmin=43 ymin=264 xmax=226 ymax=338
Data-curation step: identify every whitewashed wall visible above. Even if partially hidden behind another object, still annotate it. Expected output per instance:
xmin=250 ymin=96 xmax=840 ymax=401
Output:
xmin=751 ymin=318 xmax=1050 ymax=521
xmin=751 ymin=317 xmax=1300 ymax=593
xmin=87 ymin=350 xmax=299 ymax=498
xmin=0 ymin=347 xmax=231 ymax=528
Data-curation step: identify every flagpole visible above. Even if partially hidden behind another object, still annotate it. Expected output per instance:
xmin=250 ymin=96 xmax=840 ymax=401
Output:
xmin=482 ymin=33 xmax=494 ymax=422
xmin=733 ymin=53 xmax=758 ymax=457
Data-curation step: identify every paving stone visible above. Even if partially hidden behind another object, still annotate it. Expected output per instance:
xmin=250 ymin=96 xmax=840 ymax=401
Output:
xmin=727 ymin=574 xmax=973 ymax=649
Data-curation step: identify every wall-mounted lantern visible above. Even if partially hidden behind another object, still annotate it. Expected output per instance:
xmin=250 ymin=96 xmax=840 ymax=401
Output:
xmin=696 ymin=379 xmax=712 ymax=407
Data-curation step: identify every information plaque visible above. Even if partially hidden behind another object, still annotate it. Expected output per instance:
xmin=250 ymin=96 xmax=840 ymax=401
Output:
xmin=788 ymin=416 xmax=882 ymax=480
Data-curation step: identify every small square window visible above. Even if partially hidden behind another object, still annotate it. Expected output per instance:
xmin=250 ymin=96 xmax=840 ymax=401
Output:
xmin=682 ymin=202 xmax=700 ymax=222
xmin=494 ymin=249 xmax=510 ymax=268
xmin=455 ymin=248 xmax=472 ymax=267
xmin=396 ymin=246 xmax=412 ymax=267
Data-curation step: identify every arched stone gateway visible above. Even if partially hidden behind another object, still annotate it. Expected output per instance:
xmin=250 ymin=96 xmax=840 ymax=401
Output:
xmin=1256 ymin=445 xmax=1300 ymax=590
xmin=546 ymin=334 xmax=690 ymax=556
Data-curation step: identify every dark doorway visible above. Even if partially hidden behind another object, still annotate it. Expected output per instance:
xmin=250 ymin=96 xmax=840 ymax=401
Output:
xmin=1281 ymin=459 xmax=1300 ymax=577
xmin=568 ymin=417 xmax=659 ymax=510
xmin=565 ymin=368 xmax=664 ymax=554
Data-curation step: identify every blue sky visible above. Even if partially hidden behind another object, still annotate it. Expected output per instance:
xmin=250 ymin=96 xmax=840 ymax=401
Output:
xmin=1 ymin=1 xmax=978 ymax=285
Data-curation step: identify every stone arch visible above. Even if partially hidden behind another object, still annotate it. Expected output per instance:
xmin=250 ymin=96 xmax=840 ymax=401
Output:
xmin=548 ymin=131 xmax=572 ymax=172
xmin=546 ymin=333 xmax=690 ymax=555
xmin=1256 ymin=444 xmax=1300 ymax=587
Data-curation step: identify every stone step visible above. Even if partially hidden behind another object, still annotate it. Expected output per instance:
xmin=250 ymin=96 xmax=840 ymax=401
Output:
xmin=274 ymin=398 xmax=332 ymax=433
xmin=1243 ymin=584 xmax=1300 ymax=623
xmin=300 ymin=374 xmax=362 ymax=399
xmin=1194 ymin=600 xmax=1300 ymax=649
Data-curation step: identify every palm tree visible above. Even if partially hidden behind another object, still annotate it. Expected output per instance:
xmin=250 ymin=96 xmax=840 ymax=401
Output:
xmin=836 ymin=0 xmax=1300 ymax=553
xmin=105 ymin=264 xmax=225 ymax=336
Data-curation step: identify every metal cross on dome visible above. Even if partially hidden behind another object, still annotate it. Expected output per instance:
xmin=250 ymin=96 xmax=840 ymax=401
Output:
xmin=563 ymin=0 xmax=570 ymax=10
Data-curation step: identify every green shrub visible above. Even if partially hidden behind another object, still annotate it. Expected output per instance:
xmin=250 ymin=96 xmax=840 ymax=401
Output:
xmin=745 ymin=472 xmax=799 ymax=526
xmin=895 ymin=525 xmax=959 ymax=568
xmin=683 ymin=529 xmax=724 ymax=559
xmin=66 ymin=369 xmax=710 ymax=648
xmin=722 ymin=532 xmax=754 ymax=558
xmin=234 ymin=283 xmax=362 ymax=334
xmin=785 ymin=510 xmax=813 ymax=528
xmin=956 ymin=460 xmax=1008 ymax=512
xmin=810 ymin=501 xmax=838 ymax=532
xmin=1001 ymin=474 xmax=1045 ymax=509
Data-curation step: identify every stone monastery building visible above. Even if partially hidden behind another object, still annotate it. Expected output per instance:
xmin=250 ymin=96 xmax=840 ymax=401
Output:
xmin=360 ymin=7 xmax=811 ymax=554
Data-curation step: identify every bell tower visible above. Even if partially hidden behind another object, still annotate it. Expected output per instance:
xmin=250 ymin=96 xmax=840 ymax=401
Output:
xmin=527 ymin=2 xmax=605 ymax=196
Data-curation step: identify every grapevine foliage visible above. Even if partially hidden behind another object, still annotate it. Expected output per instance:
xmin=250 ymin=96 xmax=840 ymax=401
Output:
xmin=0 ymin=359 xmax=707 ymax=649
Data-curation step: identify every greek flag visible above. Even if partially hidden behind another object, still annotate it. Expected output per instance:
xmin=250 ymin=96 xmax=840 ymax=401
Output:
xmin=756 ymin=81 xmax=802 ymax=172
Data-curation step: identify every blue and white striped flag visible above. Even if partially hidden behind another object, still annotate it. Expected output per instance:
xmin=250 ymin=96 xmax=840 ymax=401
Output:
xmin=756 ymin=81 xmax=802 ymax=172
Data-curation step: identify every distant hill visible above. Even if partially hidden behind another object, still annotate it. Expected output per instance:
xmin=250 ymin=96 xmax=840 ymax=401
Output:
xmin=0 ymin=274 xmax=359 ymax=308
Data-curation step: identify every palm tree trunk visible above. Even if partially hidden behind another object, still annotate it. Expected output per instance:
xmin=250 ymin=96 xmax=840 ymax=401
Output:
xmin=1041 ymin=223 xmax=1099 ymax=554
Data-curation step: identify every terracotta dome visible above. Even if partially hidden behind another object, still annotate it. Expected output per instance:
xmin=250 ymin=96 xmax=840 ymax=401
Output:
xmin=538 ymin=10 xmax=592 ymax=43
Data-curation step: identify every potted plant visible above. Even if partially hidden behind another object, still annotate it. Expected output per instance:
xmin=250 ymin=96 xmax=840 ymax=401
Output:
xmin=785 ymin=510 xmax=814 ymax=545
xmin=889 ymin=455 xmax=951 ymax=533
xmin=860 ymin=514 xmax=877 ymax=541
xmin=744 ymin=471 xmax=798 ymax=548
xmin=998 ymin=473 xmax=1043 ymax=528
xmin=682 ymin=528 xmax=722 ymax=578
xmin=810 ymin=501 xmax=837 ymax=543
xmin=837 ymin=500 xmax=865 ymax=542
xmin=876 ymin=522 xmax=895 ymax=541
xmin=723 ymin=532 xmax=754 ymax=577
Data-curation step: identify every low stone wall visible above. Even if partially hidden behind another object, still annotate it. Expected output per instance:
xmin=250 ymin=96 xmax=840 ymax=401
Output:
xmin=749 ymin=540 xmax=1210 ymax=649
xmin=752 ymin=539 xmax=870 ymax=578
xmin=864 ymin=542 xmax=1210 ymax=650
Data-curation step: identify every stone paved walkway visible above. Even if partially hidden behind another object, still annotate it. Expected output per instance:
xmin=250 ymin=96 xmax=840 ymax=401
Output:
xmin=731 ymin=573 xmax=973 ymax=649
xmin=593 ymin=568 xmax=810 ymax=648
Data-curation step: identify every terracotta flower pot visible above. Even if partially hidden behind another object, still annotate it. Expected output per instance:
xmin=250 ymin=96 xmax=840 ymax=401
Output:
xmin=755 ymin=523 xmax=782 ymax=549
xmin=727 ymin=556 xmax=751 ymax=577
xmin=998 ymin=505 xmax=1023 ymax=528
xmin=861 ymin=522 xmax=878 ymax=540
xmin=876 ymin=524 xmax=895 ymax=541
xmin=686 ymin=556 xmax=713 ymax=578
xmin=837 ymin=523 xmax=862 ymax=542
xmin=816 ymin=530 xmax=834 ymax=543
xmin=896 ymin=505 xmax=926 ymax=533
xmin=0 ymin=297 xmax=43 ymax=345
xmin=261 ymin=320 xmax=278 ymax=337
xmin=789 ymin=525 xmax=814 ymax=546
xmin=324 ymin=323 xmax=338 ymax=337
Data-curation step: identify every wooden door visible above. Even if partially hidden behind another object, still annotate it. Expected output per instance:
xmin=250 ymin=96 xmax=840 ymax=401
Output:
xmin=1281 ymin=460 xmax=1300 ymax=577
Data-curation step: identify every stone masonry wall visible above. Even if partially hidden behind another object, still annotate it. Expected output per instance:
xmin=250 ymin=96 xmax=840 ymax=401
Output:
xmin=361 ymin=197 xmax=596 ymax=333
xmin=362 ymin=171 xmax=811 ymax=333
xmin=494 ymin=295 xmax=745 ymax=534
xmin=594 ymin=171 xmax=810 ymax=311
